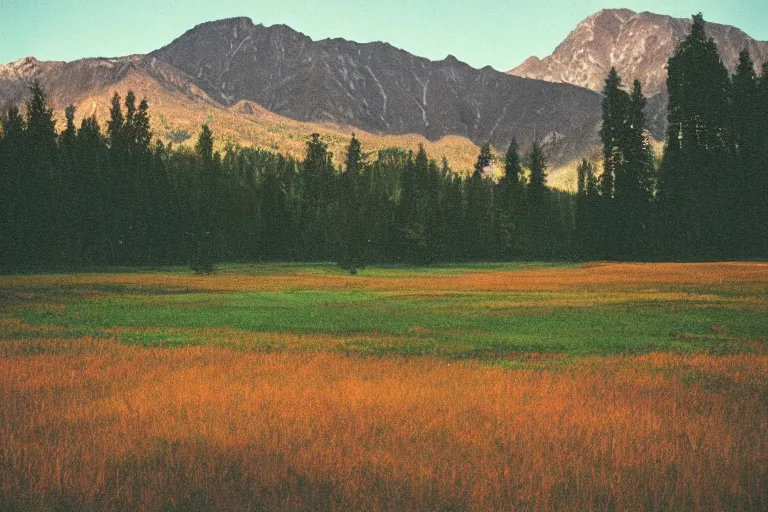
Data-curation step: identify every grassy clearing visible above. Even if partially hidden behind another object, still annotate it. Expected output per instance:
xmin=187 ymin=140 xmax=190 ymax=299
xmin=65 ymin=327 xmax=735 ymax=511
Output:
xmin=2 ymin=262 xmax=767 ymax=358
xmin=1 ymin=262 xmax=767 ymax=510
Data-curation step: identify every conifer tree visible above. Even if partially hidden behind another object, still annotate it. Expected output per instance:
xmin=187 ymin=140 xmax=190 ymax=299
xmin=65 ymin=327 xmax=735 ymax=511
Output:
xmin=76 ymin=115 xmax=110 ymax=264
xmin=439 ymin=162 xmax=464 ymax=262
xmin=495 ymin=138 xmax=526 ymax=258
xmin=24 ymin=81 xmax=58 ymax=265
xmin=107 ymin=92 xmax=124 ymax=151
xmin=0 ymin=106 xmax=26 ymax=267
xmin=732 ymin=49 xmax=761 ymax=256
xmin=338 ymin=134 xmax=367 ymax=271
xmin=659 ymin=14 xmax=733 ymax=259
xmin=191 ymin=124 xmax=217 ymax=273
xmin=259 ymin=152 xmax=295 ymax=260
xmin=757 ymin=61 xmax=768 ymax=256
xmin=615 ymin=79 xmax=654 ymax=259
xmin=526 ymin=140 xmax=549 ymax=259
xmin=300 ymin=133 xmax=336 ymax=260
xmin=474 ymin=142 xmax=493 ymax=177
xmin=466 ymin=143 xmax=494 ymax=259
xmin=59 ymin=105 xmax=80 ymax=264
xmin=599 ymin=68 xmax=629 ymax=200
xmin=576 ymin=159 xmax=600 ymax=259
xmin=397 ymin=145 xmax=433 ymax=263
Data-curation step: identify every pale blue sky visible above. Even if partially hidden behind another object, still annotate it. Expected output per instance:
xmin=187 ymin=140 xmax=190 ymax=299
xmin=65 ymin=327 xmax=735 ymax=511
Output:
xmin=1 ymin=1 xmax=767 ymax=71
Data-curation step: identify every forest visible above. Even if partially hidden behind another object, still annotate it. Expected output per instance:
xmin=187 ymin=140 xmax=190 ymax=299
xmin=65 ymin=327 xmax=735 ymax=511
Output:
xmin=1 ymin=14 xmax=766 ymax=271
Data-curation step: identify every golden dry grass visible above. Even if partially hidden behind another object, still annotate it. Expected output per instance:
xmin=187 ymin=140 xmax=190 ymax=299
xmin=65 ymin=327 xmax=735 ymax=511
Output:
xmin=1 ymin=342 xmax=766 ymax=511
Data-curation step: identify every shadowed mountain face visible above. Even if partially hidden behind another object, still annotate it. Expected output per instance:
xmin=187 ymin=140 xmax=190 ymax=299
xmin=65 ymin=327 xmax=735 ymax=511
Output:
xmin=509 ymin=8 xmax=768 ymax=96
xmin=148 ymin=17 xmax=603 ymax=164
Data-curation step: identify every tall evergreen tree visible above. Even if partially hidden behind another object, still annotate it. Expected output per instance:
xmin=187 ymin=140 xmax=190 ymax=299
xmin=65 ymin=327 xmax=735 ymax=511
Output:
xmin=495 ymin=138 xmax=525 ymax=258
xmin=191 ymin=124 xmax=217 ymax=272
xmin=732 ymin=49 xmax=761 ymax=257
xmin=338 ymin=134 xmax=367 ymax=271
xmin=576 ymin=159 xmax=600 ymax=259
xmin=300 ymin=133 xmax=336 ymax=260
xmin=615 ymin=79 xmax=655 ymax=259
xmin=437 ymin=159 xmax=464 ymax=262
xmin=526 ymin=140 xmax=549 ymax=259
xmin=659 ymin=14 xmax=733 ymax=259
xmin=757 ymin=61 xmax=768 ymax=256
xmin=24 ymin=81 xmax=59 ymax=265
xmin=107 ymin=92 xmax=124 ymax=151
xmin=474 ymin=142 xmax=493 ymax=177
xmin=599 ymin=68 xmax=629 ymax=200
xmin=396 ymin=146 xmax=429 ymax=263
xmin=0 ymin=106 xmax=26 ymax=267
xmin=466 ymin=143 xmax=495 ymax=260
xmin=75 ymin=115 xmax=110 ymax=264
xmin=59 ymin=105 xmax=80 ymax=264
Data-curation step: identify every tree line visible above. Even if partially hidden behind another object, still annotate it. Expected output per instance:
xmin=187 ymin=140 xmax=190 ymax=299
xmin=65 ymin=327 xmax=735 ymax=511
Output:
xmin=577 ymin=14 xmax=768 ymax=261
xmin=0 ymin=82 xmax=573 ymax=270
xmin=0 ymin=14 xmax=766 ymax=271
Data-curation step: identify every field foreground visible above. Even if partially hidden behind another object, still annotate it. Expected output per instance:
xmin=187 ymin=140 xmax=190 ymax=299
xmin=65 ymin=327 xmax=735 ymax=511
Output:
xmin=1 ymin=262 xmax=767 ymax=510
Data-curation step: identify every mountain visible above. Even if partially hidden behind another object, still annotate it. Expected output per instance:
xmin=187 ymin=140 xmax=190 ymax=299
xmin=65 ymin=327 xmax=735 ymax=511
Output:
xmin=1 ymin=17 xmax=604 ymax=168
xmin=148 ymin=17 xmax=603 ymax=165
xmin=0 ymin=54 xmax=485 ymax=171
xmin=509 ymin=8 xmax=768 ymax=96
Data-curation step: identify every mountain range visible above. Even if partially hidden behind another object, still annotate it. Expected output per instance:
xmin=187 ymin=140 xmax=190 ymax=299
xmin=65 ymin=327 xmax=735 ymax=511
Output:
xmin=1 ymin=9 xmax=766 ymax=180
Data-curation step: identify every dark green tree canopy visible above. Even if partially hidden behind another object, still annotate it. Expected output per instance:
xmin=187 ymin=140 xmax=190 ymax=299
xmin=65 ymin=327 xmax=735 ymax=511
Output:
xmin=195 ymin=124 xmax=214 ymax=162
xmin=503 ymin=138 xmax=522 ymax=184
xmin=526 ymin=140 xmax=547 ymax=197
xmin=473 ymin=142 xmax=493 ymax=177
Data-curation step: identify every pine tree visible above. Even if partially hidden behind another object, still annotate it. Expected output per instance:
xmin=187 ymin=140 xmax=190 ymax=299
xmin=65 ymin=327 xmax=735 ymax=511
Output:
xmin=259 ymin=152 xmax=295 ymax=260
xmin=443 ymin=172 xmax=465 ymax=262
xmin=474 ymin=142 xmax=493 ymax=177
xmin=504 ymin=138 xmax=523 ymax=184
xmin=732 ymin=49 xmax=761 ymax=257
xmin=191 ymin=124 xmax=217 ymax=273
xmin=131 ymin=97 xmax=155 ymax=262
xmin=75 ymin=115 xmax=110 ymax=264
xmin=463 ymin=143 xmax=494 ymax=260
xmin=599 ymin=68 xmax=629 ymax=200
xmin=495 ymin=139 xmax=525 ymax=258
xmin=757 ymin=61 xmax=768 ymax=256
xmin=107 ymin=92 xmax=124 ymax=151
xmin=396 ymin=145 xmax=433 ymax=263
xmin=0 ymin=106 xmax=26 ymax=267
xmin=24 ymin=81 xmax=59 ymax=266
xmin=615 ymin=79 xmax=655 ymax=259
xmin=300 ymin=133 xmax=336 ymax=260
xmin=576 ymin=159 xmax=599 ymax=259
xmin=59 ymin=105 xmax=81 ymax=264
xmin=659 ymin=14 xmax=733 ymax=259
xmin=526 ymin=140 xmax=549 ymax=259
xmin=338 ymin=134 xmax=367 ymax=271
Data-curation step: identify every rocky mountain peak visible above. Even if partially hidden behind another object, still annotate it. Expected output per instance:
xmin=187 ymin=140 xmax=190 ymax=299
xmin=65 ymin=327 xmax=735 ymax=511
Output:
xmin=0 ymin=56 xmax=42 ymax=79
xmin=509 ymin=9 xmax=768 ymax=95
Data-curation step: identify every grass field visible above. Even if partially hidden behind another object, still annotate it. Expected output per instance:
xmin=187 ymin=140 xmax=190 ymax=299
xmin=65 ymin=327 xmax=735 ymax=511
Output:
xmin=1 ymin=262 xmax=767 ymax=510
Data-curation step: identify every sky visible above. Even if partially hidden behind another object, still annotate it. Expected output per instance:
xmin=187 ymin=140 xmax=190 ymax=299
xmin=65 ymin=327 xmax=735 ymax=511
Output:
xmin=2 ymin=1 xmax=767 ymax=71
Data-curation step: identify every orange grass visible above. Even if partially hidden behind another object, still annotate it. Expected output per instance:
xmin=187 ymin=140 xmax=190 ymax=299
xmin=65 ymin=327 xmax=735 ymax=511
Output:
xmin=3 ymin=262 xmax=766 ymax=294
xmin=1 ymin=342 xmax=766 ymax=511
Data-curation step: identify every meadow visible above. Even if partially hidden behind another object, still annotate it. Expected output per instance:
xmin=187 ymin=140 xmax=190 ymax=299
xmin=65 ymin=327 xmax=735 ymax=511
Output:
xmin=1 ymin=262 xmax=766 ymax=510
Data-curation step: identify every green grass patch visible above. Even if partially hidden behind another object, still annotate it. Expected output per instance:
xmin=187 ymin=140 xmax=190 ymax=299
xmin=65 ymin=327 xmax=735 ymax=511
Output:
xmin=7 ymin=270 xmax=766 ymax=357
